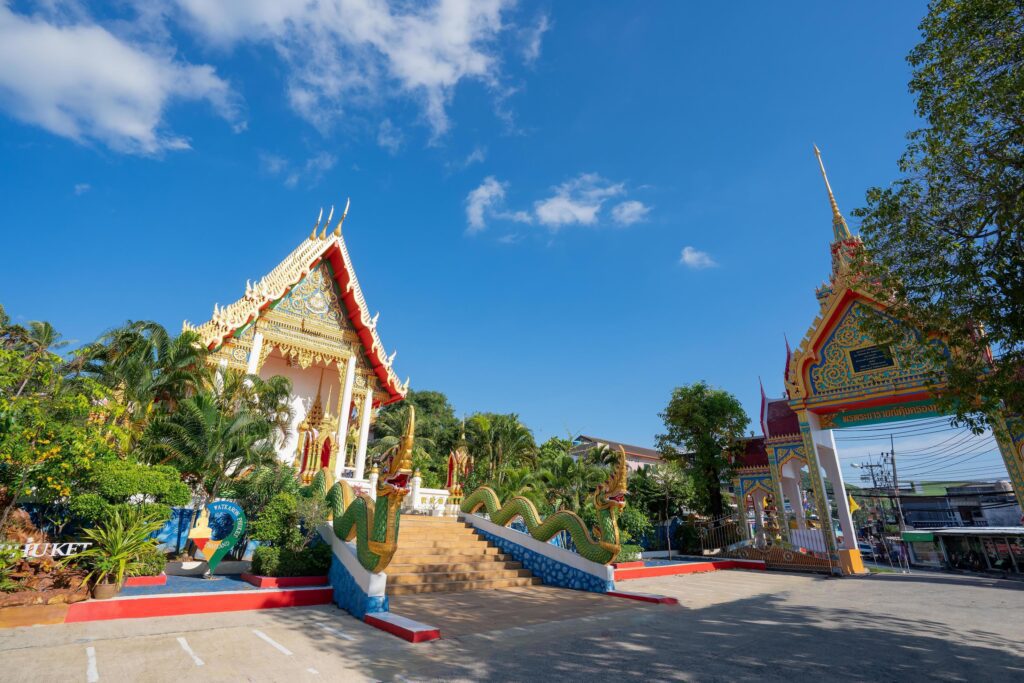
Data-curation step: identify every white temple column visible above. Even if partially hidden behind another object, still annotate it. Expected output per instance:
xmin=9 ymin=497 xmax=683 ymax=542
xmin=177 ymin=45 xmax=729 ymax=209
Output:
xmin=246 ymin=331 xmax=264 ymax=376
xmin=334 ymin=355 xmax=356 ymax=481
xmin=819 ymin=440 xmax=857 ymax=550
xmin=354 ymin=390 xmax=373 ymax=481
xmin=782 ymin=475 xmax=807 ymax=530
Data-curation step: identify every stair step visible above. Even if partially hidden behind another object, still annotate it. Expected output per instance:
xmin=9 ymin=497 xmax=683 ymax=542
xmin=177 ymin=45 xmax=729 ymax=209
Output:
xmin=387 ymin=560 xmax=523 ymax=574
xmin=388 ymin=569 xmax=532 ymax=586
xmin=386 ymin=576 xmax=542 ymax=595
xmin=391 ymin=550 xmax=507 ymax=564
xmin=397 ymin=528 xmax=477 ymax=538
xmin=398 ymin=538 xmax=489 ymax=549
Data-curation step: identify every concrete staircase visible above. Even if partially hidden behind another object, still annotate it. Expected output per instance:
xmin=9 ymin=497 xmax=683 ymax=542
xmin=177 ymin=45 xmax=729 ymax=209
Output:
xmin=388 ymin=516 xmax=540 ymax=595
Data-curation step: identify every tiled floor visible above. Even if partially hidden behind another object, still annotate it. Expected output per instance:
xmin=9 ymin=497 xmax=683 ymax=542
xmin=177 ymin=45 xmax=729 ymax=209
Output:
xmin=119 ymin=574 xmax=258 ymax=597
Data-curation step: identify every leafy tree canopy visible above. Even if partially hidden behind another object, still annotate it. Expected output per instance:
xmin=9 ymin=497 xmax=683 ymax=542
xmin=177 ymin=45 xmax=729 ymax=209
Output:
xmin=852 ymin=0 xmax=1024 ymax=426
xmin=656 ymin=381 xmax=748 ymax=517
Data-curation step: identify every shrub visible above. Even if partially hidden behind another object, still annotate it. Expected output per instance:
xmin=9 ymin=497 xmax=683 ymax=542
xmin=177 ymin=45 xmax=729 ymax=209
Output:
xmin=129 ymin=542 xmax=166 ymax=577
xmin=249 ymin=493 xmax=302 ymax=549
xmin=69 ymin=493 xmax=108 ymax=524
xmin=0 ymin=545 xmax=21 ymax=592
xmin=67 ymin=508 xmax=166 ymax=585
xmin=252 ymin=544 xmax=330 ymax=577
xmin=69 ymin=460 xmax=189 ymax=525
xmin=251 ymin=546 xmax=280 ymax=576
xmin=278 ymin=544 xmax=331 ymax=577
xmin=618 ymin=544 xmax=643 ymax=562
xmin=617 ymin=506 xmax=654 ymax=545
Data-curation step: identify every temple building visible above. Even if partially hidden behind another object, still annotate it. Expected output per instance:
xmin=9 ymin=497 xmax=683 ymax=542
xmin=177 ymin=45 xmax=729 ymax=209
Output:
xmin=184 ymin=201 xmax=408 ymax=484
xmin=724 ymin=147 xmax=1024 ymax=575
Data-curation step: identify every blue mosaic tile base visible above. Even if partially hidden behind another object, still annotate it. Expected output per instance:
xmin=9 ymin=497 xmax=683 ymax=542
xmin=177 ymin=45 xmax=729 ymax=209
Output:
xmin=473 ymin=526 xmax=613 ymax=593
xmin=328 ymin=555 xmax=388 ymax=619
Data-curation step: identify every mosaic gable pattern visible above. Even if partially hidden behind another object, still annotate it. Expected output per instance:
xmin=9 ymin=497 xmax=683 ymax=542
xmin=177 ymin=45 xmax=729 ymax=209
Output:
xmin=272 ymin=262 xmax=351 ymax=331
xmin=807 ymin=301 xmax=945 ymax=398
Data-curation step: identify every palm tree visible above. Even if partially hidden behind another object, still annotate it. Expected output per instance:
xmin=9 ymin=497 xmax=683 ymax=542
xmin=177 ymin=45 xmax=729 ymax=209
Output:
xmin=75 ymin=321 xmax=209 ymax=444
xmin=650 ymin=462 xmax=688 ymax=557
xmin=368 ymin=403 xmax=435 ymax=471
xmin=214 ymin=369 xmax=294 ymax=448
xmin=14 ymin=321 xmax=68 ymax=398
xmin=465 ymin=413 xmax=536 ymax=485
xmin=145 ymin=391 xmax=278 ymax=506
xmin=541 ymin=453 xmax=605 ymax=514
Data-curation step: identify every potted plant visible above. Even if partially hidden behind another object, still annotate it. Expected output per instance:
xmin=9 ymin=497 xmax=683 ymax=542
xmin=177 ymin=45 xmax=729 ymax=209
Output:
xmin=66 ymin=508 xmax=165 ymax=599
xmin=89 ymin=557 xmax=120 ymax=600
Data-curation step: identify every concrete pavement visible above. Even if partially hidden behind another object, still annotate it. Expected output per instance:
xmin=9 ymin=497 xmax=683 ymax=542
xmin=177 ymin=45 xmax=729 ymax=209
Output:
xmin=2 ymin=569 xmax=1022 ymax=681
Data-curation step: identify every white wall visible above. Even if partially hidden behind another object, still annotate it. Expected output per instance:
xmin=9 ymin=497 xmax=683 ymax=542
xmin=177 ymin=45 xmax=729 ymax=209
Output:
xmin=259 ymin=353 xmax=343 ymax=463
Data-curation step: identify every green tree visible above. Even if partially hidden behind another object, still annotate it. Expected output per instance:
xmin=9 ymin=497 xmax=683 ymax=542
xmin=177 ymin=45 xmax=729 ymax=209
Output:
xmin=656 ymin=382 xmax=748 ymax=517
xmin=0 ymin=314 xmax=122 ymax=530
xmin=69 ymin=459 xmax=190 ymax=524
xmin=74 ymin=321 xmax=210 ymax=446
xmin=852 ymin=0 xmax=1024 ymax=426
xmin=465 ymin=413 xmax=536 ymax=486
xmin=144 ymin=391 xmax=278 ymax=506
xmin=372 ymin=390 xmax=460 ymax=487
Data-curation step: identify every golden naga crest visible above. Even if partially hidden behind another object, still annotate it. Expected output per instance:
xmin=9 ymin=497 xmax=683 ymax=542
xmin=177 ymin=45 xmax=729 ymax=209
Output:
xmin=377 ymin=404 xmax=414 ymax=498
xmin=594 ymin=445 xmax=629 ymax=510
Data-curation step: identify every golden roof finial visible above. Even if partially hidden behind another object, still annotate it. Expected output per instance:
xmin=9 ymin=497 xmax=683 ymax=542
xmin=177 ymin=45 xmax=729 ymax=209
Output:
xmin=333 ymin=197 xmax=350 ymax=238
xmin=813 ymin=144 xmax=852 ymax=242
xmin=311 ymin=207 xmax=323 ymax=240
xmin=307 ymin=368 xmax=326 ymax=428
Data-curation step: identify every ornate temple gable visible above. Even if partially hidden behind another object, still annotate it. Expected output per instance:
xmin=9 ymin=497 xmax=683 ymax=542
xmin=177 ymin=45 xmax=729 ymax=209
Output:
xmin=184 ymin=202 xmax=409 ymax=406
xmin=786 ymin=285 xmax=947 ymax=409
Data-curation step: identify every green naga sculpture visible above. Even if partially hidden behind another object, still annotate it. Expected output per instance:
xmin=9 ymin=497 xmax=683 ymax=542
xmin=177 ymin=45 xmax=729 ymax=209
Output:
xmin=304 ymin=405 xmax=414 ymax=573
xmin=460 ymin=446 xmax=629 ymax=565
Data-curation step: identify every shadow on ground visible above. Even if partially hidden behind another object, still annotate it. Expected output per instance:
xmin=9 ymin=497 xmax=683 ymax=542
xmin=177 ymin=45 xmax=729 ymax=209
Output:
xmin=256 ymin=577 xmax=1024 ymax=682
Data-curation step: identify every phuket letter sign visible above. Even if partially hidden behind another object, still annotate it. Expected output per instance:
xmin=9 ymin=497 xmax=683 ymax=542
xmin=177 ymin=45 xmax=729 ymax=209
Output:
xmin=187 ymin=501 xmax=247 ymax=575
xmin=0 ymin=541 xmax=93 ymax=558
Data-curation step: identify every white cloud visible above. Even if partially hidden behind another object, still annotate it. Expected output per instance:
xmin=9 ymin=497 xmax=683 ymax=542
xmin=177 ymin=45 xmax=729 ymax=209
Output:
xmin=176 ymin=0 xmax=522 ymax=138
xmin=464 ymin=145 xmax=486 ymax=167
xmin=377 ymin=118 xmax=402 ymax=154
xmin=465 ymin=176 xmax=506 ymax=232
xmin=680 ymin=246 xmax=717 ymax=269
xmin=261 ymin=151 xmax=337 ymax=188
xmin=73 ymin=183 xmax=91 ymax=195
xmin=533 ymin=173 xmax=624 ymax=228
xmin=611 ymin=200 xmax=650 ymax=226
xmin=522 ymin=14 xmax=550 ymax=64
xmin=0 ymin=5 xmax=241 ymax=154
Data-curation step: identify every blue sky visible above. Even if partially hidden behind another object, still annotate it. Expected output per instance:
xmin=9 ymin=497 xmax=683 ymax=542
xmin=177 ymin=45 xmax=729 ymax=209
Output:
xmin=0 ymin=1 xmax=1009 ymax=482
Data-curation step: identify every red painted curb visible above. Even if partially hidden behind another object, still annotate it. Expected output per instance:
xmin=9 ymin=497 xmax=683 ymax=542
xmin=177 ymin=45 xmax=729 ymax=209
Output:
xmin=240 ymin=573 xmax=329 ymax=589
xmin=364 ymin=613 xmax=441 ymax=643
xmin=607 ymin=590 xmax=679 ymax=605
xmin=123 ymin=573 xmax=167 ymax=587
xmin=612 ymin=561 xmax=645 ymax=569
xmin=64 ymin=587 xmax=333 ymax=623
xmin=614 ymin=559 xmax=767 ymax=581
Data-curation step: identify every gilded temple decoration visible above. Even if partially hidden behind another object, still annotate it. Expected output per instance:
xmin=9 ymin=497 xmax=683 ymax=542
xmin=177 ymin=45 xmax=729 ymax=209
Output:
xmin=184 ymin=201 xmax=408 ymax=406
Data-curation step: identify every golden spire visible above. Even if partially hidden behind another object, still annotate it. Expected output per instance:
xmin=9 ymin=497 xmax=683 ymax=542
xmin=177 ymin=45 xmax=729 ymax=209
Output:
xmin=308 ymin=368 xmax=326 ymax=428
xmin=813 ymin=144 xmax=852 ymax=242
xmin=310 ymin=207 xmax=323 ymax=240
xmin=333 ymin=197 xmax=350 ymax=237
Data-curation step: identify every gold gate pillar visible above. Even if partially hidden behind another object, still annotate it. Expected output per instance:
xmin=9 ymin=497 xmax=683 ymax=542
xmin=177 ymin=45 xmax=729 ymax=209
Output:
xmin=992 ymin=412 xmax=1024 ymax=514
xmin=796 ymin=411 xmax=839 ymax=564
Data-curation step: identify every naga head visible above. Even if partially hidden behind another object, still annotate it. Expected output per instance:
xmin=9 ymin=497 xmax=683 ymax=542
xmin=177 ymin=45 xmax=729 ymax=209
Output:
xmin=377 ymin=404 xmax=414 ymax=499
xmin=594 ymin=445 xmax=629 ymax=511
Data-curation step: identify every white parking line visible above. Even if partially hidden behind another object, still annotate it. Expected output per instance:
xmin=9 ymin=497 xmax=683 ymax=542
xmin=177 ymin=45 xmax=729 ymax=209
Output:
xmin=318 ymin=623 xmax=355 ymax=641
xmin=176 ymin=637 xmax=204 ymax=667
xmin=85 ymin=646 xmax=99 ymax=682
xmin=252 ymin=629 xmax=293 ymax=656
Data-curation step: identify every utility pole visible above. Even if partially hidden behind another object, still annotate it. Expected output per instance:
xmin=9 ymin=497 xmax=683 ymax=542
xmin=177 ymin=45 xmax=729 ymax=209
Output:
xmin=889 ymin=434 xmax=906 ymax=532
